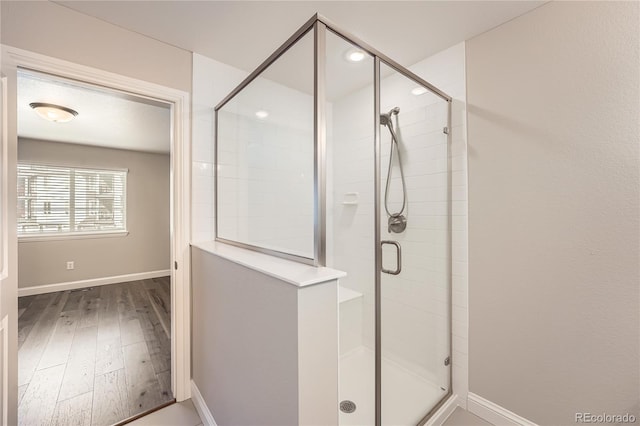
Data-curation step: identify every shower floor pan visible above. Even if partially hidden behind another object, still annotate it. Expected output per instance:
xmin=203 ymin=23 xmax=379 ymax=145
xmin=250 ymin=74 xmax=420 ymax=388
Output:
xmin=339 ymin=346 xmax=446 ymax=426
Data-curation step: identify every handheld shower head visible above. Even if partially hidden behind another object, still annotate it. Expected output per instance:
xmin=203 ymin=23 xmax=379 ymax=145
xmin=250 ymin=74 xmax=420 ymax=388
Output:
xmin=380 ymin=105 xmax=408 ymax=233
xmin=380 ymin=107 xmax=400 ymax=126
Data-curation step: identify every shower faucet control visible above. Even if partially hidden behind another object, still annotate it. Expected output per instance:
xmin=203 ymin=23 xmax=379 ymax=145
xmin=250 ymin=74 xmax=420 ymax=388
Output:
xmin=388 ymin=213 xmax=407 ymax=233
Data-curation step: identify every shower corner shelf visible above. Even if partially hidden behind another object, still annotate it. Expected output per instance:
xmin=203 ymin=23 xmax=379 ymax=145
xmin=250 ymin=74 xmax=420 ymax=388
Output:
xmin=342 ymin=192 xmax=359 ymax=206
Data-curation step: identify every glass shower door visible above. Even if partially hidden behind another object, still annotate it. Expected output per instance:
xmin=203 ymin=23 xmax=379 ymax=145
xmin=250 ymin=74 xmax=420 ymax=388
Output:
xmin=378 ymin=61 xmax=451 ymax=425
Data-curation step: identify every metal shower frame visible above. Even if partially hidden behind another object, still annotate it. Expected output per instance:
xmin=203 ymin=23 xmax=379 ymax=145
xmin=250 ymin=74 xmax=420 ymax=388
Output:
xmin=214 ymin=13 xmax=453 ymax=426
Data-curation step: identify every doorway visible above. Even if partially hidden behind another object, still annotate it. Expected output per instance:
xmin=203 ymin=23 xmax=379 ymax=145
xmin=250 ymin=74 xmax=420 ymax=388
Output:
xmin=16 ymin=70 xmax=173 ymax=425
xmin=1 ymin=45 xmax=191 ymax=425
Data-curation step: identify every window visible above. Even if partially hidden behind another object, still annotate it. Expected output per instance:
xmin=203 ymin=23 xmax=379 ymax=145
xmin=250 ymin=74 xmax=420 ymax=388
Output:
xmin=18 ymin=163 xmax=127 ymax=237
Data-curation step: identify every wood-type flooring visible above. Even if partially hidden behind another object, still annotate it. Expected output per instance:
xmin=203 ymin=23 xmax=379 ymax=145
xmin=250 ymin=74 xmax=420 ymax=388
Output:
xmin=18 ymin=277 xmax=172 ymax=426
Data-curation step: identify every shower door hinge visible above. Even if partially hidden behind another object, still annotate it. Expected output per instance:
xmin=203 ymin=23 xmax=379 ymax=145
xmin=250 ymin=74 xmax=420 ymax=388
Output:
xmin=443 ymin=126 xmax=449 ymax=135
xmin=174 ymin=261 xmax=178 ymax=270
xmin=444 ymin=356 xmax=451 ymax=366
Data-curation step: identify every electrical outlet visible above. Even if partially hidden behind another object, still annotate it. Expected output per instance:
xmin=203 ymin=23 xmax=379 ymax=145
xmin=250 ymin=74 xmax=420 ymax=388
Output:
xmin=66 ymin=261 xmax=74 ymax=270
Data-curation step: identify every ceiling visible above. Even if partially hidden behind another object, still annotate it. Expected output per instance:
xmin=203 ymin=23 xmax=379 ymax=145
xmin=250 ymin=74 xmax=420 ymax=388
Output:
xmin=55 ymin=1 xmax=544 ymax=75
xmin=18 ymin=1 xmax=545 ymax=152
xmin=18 ymin=71 xmax=171 ymax=153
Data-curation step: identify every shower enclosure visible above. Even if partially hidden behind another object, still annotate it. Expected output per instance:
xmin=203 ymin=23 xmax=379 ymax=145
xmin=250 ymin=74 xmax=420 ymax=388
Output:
xmin=214 ymin=15 xmax=451 ymax=425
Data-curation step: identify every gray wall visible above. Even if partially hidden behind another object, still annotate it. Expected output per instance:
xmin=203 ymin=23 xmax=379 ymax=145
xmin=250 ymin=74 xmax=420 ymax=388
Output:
xmin=18 ymin=138 xmax=170 ymax=288
xmin=0 ymin=0 xmax=191 ymax=92
xmin=466 ymin=2 xmax=639 ymax=424
xmin=191 ymin=247 xmax=299 ymax=426
xmin=191 ymin=246 xmax=339 ymax=426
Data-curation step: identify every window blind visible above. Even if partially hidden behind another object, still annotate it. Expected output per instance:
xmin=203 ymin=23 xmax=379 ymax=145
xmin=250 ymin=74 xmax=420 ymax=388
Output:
xmin=18 ymin=163 xmax=127 ymax=237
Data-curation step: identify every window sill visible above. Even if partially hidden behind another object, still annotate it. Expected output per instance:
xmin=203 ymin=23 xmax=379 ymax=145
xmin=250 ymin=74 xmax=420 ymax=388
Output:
xmin=18 ymin=231 xmax=129 ymax=243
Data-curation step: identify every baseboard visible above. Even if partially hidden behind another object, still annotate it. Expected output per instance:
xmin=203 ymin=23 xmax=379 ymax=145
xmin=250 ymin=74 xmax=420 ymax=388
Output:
xmin=426 ymin=393 xmax=459 ymax=425
xmin=17 ymin=270 xmax=171 ymax=296
xmin=1 ymin=315 xmax=8 ymax=426
xmin=191 ymin=380 xmax=217 ymax=426
xmin=468 ymin=393 xmax=538 ymax=426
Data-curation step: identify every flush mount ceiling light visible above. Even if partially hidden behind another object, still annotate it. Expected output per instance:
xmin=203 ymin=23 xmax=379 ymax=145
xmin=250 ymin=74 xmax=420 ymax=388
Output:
xmin=411 ymin=87 xmax=428 ymax=96
xmin=345 ymin=49 xmax=366 ymax=62
xmin=29 ymin=102 xmax=78 ymax=123
xmin=255 ymin=110 xmax=269 ymax=119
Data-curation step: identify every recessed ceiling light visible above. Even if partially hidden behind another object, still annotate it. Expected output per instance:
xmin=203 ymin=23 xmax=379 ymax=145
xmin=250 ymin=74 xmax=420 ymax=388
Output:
xmin=255 ymin=110 xmax=269 ymax=119
xmin=29 ymin=102 xmax=78 ymax=123
xmin=345 ymin=49 xmax=366 ymax=62
xmin=411 ymin=87 xmax=428 ymax=96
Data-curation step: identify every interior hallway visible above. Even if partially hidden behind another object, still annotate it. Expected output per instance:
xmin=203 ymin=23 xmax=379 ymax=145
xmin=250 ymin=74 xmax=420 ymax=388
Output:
xmin=17 ymin=278 xmax=172 ymax=425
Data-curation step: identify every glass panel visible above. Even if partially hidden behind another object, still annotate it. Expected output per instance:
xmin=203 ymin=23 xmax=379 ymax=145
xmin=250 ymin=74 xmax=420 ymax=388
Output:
xmin=217 ymin=30 xmax=315 ymax=259
xmin=379 ymin=61 xmax=450 ymax=425
xmin=324 ymin=30 xmax=376 ymax=426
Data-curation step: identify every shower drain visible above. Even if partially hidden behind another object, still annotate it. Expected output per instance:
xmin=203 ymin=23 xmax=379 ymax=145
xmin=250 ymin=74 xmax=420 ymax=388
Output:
xmin=340 ymin=400 xmax=357 ymax=414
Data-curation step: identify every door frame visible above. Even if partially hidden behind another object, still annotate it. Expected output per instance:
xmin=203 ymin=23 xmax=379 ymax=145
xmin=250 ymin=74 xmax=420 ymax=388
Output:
xmin=1 ymin=45 xmax=192 ymax=422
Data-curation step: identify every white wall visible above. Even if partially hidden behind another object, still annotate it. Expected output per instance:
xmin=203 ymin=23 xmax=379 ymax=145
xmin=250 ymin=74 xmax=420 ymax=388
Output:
xmin=466 ymin=2 xmax=639 ymax=423
xmin=17 ymin=139 xmax=170 ymax=288
xmin=0 ymin=1 xmax=191 ymax=92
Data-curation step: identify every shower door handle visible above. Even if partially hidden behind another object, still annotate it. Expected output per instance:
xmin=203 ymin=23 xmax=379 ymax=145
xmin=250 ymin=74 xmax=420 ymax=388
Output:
xmin=381 ymin=240 xmax=402 ymax=275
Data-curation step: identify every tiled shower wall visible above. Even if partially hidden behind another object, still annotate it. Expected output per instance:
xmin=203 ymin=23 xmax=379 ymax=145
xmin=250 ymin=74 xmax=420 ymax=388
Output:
xmin=192 ymin=54 xmax=246 ymax=243
xmin=379 ymin=80 xmax=450 ymax=387
xmin=217 ymin=101 xmax=314 ymax=257
xmin=193 ymin=54 xmax=315 ymax=257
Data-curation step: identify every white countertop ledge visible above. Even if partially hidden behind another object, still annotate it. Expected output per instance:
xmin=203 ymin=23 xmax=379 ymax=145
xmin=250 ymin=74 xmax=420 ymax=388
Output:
xmin=191 ymin=241 xmax=346 ymax=287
